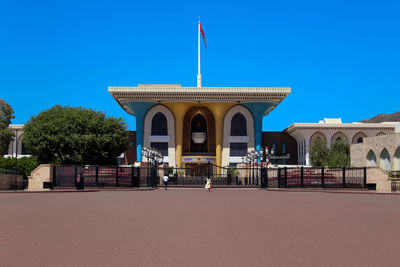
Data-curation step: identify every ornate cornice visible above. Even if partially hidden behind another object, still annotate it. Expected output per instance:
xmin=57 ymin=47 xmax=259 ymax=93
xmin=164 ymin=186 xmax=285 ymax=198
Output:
xmin=109 ymin=85 xmax=291 ymax=104
xmin=285 ymin=123 xmax=395 ymax=133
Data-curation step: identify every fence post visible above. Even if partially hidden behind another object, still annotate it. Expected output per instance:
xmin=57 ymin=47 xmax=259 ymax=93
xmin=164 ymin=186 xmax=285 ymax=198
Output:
xmin=95 ymin=165 xmax=99 ymax=187
xmin=53 ymin=165 xmax=57 ymax=187
xmin=137 ymin=167 xmax=140 ymax=188
xmin=131 ymin=166 xmax=134 ymax=187
xmin=321 ymin=166 xmax=325 ymax=188
xmin=74 ymin=165 xmax=77 ymax=187
xmin=301 ymin=166 xmax=304 ymax=188
xmin=342 ymin=167 xmax=346 ymax=188
xmin=151 ymin=167 xmax=156 ymax=188
xmin=116 ymin=165 xmax=119 ymax=187
xmin=278 ymin=167 xmax=281 ymax=188
xmin=265 ymin=167 xmax=269 ymax=188
xmin=364 ymin=167 xmax=367 ymax=188
xmin=284 ymin=167 xmax=287 ymax=188
xmin=256 ymin=165 xmax=259 ymax=186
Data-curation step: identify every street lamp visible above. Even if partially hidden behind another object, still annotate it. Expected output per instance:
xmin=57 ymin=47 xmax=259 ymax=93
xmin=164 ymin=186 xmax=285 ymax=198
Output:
xmin=141 ymin=147 xmax=163 ymax=187
xmin=243 ymin=149 xmax=261 ymax=185
xmin=14 ymin=128 xmax=19 ymax=191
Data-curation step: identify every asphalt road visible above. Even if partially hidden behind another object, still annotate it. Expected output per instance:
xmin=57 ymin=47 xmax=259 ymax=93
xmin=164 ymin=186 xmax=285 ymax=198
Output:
xmin=0 ymin=189 xmax=399 ymax=266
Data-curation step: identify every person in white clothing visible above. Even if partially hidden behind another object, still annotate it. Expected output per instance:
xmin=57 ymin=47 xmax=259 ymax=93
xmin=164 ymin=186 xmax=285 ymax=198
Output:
xmin=205 ymin=177 xmax=212 ymax=192
xmin=163 ymin=174 xmax=169 ymax=190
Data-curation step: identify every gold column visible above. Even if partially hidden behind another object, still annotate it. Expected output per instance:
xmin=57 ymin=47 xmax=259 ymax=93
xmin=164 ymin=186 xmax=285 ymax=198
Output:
xmin=206 ymin=103 xmax=235 ymax=174
xmin=163 ymin=103 xmax=191 ymax=168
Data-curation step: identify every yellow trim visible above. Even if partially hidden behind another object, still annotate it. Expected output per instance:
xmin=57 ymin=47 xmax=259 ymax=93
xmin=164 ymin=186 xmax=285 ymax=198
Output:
xmin=162 ymin=102 xmax=235 ymax=171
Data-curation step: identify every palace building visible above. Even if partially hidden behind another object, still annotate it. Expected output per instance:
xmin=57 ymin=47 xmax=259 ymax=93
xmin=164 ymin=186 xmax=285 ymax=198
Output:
xmin=108 ymin=84 xmax=291 ymax=168
xmin=6 ymin=20 xmax=400 ymax=171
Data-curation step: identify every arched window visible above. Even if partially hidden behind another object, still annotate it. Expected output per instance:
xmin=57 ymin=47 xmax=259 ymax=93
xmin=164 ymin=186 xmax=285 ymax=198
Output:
xmin=282 ymin=141 xmax=287 ymax=154
xmin=281 ymin=141 xmax=287 ymax=164
xmin=151 ymin=112 xmax=168 ymax=136
xmin=352 ymin=132 xmax=366 ymax=144
xmin=366 ymin=150 xmax=377 ymax=166
xmin=230 ymin=113 xmax=247 ymax=136
xmin=331 ymin=132 xmax=348 ymax=145
xmin=310 ymin=132 xmax=326 ymax=146
xmin=394 ymin=147 xmax=400 ymax=171
xmin=379 ymin=148 xmax=391 ymax=172
xmin=271 ymin=141 xmax=277 ymax=153
xmin=271 ymin=141 xmax=277 ymax=164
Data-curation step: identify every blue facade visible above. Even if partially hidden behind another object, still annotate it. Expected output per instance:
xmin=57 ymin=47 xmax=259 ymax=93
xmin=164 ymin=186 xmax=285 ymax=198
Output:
xmin=241 ymin=102 xmax=276 ymax=159
xmin=122 ymin=102 xmax=156 ymax=162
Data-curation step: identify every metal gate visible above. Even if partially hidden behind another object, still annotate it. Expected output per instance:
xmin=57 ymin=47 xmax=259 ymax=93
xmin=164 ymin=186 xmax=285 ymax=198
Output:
xmin=52 ymin=164 xmax=367 ymax=189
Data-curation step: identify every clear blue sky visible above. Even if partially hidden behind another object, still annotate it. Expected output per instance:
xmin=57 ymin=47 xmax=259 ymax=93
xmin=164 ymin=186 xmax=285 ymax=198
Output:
xmin=1 ymin=0 xmax=399 ymax=131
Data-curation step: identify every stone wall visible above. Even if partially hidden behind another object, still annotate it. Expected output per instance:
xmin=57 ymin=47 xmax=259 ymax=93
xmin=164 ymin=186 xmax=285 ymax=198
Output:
xmin=0 ymin=173 xmax=24 ymax=190
xmin=351 ymin=133 xmax=400 ymax=171
xmin=366 ymin=167 xmax=391 ymax=193
xmin=27 ymin=164 xmax=52 ymax=191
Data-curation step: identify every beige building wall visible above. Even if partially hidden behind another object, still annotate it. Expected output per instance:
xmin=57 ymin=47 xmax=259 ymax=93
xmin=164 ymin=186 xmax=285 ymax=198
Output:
xmin=286 ymin=121 xmax=397 ymax=165
xmin=222 ymin=105 xmax=255 ymax=167
xmin=27 ymin=164 xmax=52 ymax=191
xmin=351 ymin=133 xmax=400 ymax=171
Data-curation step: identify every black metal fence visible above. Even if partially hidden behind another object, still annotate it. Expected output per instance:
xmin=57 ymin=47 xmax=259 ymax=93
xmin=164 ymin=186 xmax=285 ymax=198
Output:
xmin=52 ymin=164 xmax=367 ymax=190
xmin=0 ymin=167 xmax=26 ymax=190
xmin=263 ymin=167 xmax=366 ymax=189
xmin=391 ymin=179 xmax=400 ymax=192
xmin=53 ymin=165 xmax=146 ymax=188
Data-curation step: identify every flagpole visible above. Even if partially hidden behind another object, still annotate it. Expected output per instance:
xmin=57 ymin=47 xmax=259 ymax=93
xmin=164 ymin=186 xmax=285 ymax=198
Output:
xmin=197 ymin=17 xmax=201 ymax=88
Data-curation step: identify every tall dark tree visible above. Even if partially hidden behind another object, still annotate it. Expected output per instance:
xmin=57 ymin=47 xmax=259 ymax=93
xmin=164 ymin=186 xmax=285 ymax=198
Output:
xmin=310 ymin=138 xmax=350 ymax=167
xmin=327 ymin=140 xmax=350 ymax=167
xmin=23 ymin=105 xmax=129 ymax=165
xmin=310 ymin=138 xmax=329 ymax=167
xmin=0 ymin=99 xmax=15 ymax=155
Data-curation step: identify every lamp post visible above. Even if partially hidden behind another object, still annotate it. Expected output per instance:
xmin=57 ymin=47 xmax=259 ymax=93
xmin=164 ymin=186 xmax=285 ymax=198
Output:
xmin=141 ymin=147 xmax=163 ymax=187
xmin=14 ymin=128 xmax=19 ymax=191
xmin=243 ymin=150 xmax=261 ymax=185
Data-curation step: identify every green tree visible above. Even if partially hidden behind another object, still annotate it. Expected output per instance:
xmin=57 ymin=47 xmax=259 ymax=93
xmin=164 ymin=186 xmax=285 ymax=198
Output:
xmin=310 ymin=138 xmax=329 ymax=166
xmin=0 ymin=99 xmax=15 ymax=155
xmin=310 ymin=138 xmax=350 ymax=167
xmin=327 ymin=140 xmax=350 ymax=167
xmin=23 ymin=105 xmax=129 ymax=165
xmin=0 ymin=157 xmax=39 ymax=178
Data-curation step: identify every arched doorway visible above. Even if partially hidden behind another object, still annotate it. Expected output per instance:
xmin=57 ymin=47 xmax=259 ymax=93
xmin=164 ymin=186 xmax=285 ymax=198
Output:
xmin=183 ymin=107 xmax=215 ymax=155
xmin=393 ymin=147 xmax=400 ymax=171
xmin=190 ymin=114 xmax=208 ymax=153
xmin=366 ymin=150 xmax=377 ymax=166
xmin=379 ymin=148 xmax=391 ymax=172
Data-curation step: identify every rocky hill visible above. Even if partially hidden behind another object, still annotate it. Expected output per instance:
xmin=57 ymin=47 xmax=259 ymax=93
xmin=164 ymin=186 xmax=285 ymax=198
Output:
xmin=361 ymin=111 xmax=400 ymax=123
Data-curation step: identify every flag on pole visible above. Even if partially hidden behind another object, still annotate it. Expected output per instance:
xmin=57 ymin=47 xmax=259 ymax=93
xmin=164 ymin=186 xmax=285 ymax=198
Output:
xmin=200 ymin=23 xmax=207 ymax=49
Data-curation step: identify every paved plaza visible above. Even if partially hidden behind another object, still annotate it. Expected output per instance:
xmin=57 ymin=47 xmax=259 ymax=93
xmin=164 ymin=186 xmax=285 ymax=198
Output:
xmin=0 ymin=189 xmax=400 ymax=266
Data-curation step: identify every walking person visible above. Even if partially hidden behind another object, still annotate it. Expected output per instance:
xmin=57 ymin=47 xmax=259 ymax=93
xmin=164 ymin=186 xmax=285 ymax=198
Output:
xmin=77 ymin=169 xmax=85 ymax=190
xmin=205 ymin=177 xmax=212 ymax=192
xmin=163 ymin=173 xmax=169 ymax=191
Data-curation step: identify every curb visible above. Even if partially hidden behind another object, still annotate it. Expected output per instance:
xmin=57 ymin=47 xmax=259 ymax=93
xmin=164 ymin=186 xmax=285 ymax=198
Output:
xmin=262 ymin=188 xmax=400 ymax=196
xmin=0 ymin=187 xmax=155 ymax=193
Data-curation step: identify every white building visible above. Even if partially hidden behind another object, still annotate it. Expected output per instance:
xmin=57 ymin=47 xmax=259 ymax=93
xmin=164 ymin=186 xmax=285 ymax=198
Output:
xmin=4 ymin=124 xmax=28 ymax=158
xmin=285 ymin=118 xmax=399 ymax=165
